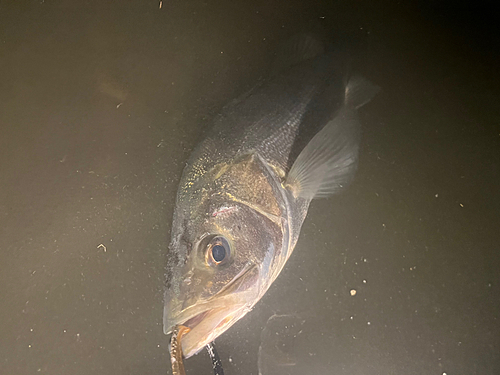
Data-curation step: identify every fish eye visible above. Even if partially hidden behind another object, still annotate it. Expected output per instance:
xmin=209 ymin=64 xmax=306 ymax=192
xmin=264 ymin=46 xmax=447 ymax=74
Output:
xmin=211 ymin=245 xmax=226 ymax=262
xmin=206 ymin=236 xmax=231 ymax=266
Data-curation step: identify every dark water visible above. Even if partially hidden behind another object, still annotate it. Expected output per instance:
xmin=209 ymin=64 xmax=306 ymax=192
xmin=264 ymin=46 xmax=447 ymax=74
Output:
xmin=1 ymin=1 xmax=499 ymax=374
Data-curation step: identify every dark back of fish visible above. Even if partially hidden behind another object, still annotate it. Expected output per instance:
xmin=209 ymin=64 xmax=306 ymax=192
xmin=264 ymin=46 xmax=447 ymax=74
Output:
xmin=179 ymin=48 xmax=348 ymax=203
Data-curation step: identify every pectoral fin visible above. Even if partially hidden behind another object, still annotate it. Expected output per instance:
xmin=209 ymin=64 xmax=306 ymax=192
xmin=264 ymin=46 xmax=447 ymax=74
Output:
xmin=285 ymin=77 xmax=379 ymax=199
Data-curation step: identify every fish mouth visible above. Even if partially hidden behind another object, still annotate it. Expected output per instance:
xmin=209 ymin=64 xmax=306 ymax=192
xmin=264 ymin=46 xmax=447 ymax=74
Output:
xmin=179 ymin=304 xmax=247 ymax=358
xmin=165 ymin=263 xmax=260 ymax=358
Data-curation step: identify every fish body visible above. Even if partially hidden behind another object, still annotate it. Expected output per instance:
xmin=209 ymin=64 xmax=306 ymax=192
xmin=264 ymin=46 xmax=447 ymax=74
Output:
xmin=164 ymin=36 xmax=378 ymax=358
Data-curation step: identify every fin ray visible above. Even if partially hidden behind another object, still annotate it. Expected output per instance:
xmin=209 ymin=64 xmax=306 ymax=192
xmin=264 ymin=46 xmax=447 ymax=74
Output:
xmin=285 ymin=77 xmax=378 ymax=199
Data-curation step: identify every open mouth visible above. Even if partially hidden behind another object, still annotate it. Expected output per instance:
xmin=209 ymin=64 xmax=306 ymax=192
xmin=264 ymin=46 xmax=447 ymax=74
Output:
xmin=176 ymin=305 xmax=244 ymax=358
xmin=182 ymin=306 xmax=240 ymax=333
xmin=170 ymin=262 xmax=260 ymax=330
xmin=183 ymin=310 xmax=210 ymax=330
xmin=166 ymin=263 xmax=261 ymax=357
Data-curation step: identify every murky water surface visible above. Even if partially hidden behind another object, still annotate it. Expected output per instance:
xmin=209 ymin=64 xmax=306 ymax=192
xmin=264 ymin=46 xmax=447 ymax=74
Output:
xmin=1 ymin=1 xmax=499 ymax=374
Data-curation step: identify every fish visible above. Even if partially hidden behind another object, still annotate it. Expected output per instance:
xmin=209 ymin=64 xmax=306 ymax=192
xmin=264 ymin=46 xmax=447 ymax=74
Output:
xmin=163 ymin=34 xmax=379 ymax=358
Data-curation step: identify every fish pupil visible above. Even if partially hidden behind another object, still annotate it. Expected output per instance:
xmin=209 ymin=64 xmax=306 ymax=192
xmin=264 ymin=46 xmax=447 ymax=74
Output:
xmin=211 ymin=245 xmax=226 ymax=262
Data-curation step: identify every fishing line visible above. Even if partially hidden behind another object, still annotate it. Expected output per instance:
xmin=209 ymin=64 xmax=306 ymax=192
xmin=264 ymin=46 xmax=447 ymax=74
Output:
xmin=206 ymin=341 xmax=225 ymax=375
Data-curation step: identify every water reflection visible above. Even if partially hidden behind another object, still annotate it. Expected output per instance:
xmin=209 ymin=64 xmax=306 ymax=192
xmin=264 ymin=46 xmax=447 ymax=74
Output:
xmin=258 ymin=314 xmax=305 ymax=375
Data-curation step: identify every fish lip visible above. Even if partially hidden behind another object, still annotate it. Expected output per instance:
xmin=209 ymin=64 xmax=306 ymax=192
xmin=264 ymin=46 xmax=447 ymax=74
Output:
xmin=164 ymin=263 xmax=260 ymax=344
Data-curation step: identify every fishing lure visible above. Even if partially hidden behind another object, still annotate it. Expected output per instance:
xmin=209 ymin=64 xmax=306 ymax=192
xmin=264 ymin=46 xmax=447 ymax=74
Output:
xmin=170 ymin=326 xmax=225 ymax=375
xmin=170 ymin=325 xmax=190 ymax=375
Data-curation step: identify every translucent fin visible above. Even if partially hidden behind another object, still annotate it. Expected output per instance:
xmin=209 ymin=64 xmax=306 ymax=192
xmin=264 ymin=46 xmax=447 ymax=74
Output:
xmin=345 ymin=75 xmax=380 ymax=109
xmin=285 ymin=77 xmax=378 ymax=199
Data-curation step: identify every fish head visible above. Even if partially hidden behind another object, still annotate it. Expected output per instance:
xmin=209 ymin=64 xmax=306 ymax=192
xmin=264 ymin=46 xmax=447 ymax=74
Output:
xmin=164 ymin=153 xmax=289 ymax=358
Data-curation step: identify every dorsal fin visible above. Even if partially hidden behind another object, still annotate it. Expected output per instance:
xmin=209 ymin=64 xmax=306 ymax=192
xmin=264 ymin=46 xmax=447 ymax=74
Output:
xmin=271 ymin=34 xmax=325 ymax=76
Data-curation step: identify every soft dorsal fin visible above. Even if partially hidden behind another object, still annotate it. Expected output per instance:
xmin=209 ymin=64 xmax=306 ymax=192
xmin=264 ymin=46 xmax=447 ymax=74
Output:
xmin=271 ymin=34 xmax=325 ymax=76
xmin=285 ymin=76 xmax=379 ymax=199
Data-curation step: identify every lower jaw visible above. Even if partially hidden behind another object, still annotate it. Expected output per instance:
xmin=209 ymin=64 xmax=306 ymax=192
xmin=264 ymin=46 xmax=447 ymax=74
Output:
xmin=181 ymin=306 xmax=247 ymax=358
